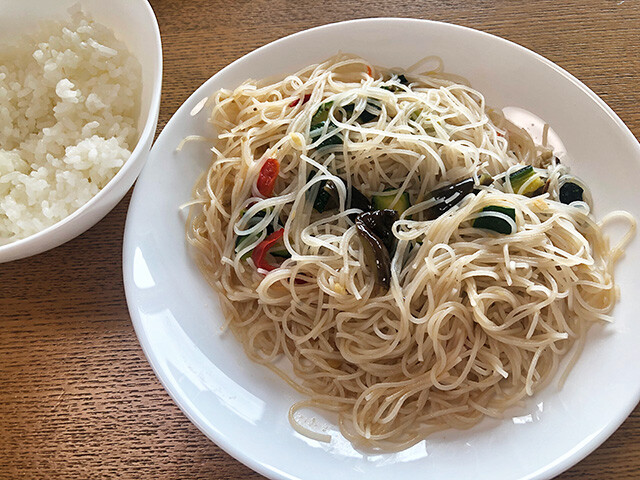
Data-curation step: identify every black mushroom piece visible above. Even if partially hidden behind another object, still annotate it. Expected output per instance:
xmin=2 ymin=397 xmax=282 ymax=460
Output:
xmin=424 ymin=177 xmax=475 ymax=220
xmin=347 ymin=183 xmax=373 ymax=218
xmin=355 ymin=209 xmax=399 ymax=291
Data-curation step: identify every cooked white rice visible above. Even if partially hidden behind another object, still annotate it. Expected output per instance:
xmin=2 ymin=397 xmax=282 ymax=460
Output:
xmin=0 ymin=12 xmax=141 ymax=245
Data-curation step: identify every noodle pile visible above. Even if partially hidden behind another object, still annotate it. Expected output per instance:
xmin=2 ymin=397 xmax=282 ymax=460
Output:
xmin=186 ymin=54 xmax=634 ymax=451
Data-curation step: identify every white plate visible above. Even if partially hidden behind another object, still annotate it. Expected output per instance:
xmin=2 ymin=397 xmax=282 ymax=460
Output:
xmin=123 ymin=18 xmax=640 ymax=480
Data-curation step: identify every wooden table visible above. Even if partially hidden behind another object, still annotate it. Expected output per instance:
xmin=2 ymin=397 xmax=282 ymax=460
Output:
xmin=2 ymin=0 xmax=639 ymax=478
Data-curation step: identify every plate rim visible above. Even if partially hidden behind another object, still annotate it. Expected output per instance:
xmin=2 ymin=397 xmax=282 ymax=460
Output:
xmin=123 ymin=16 xmax=640 ymax=480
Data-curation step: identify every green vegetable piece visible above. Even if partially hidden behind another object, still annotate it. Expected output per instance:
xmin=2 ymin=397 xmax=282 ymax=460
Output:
xmin=559 ymin=181 xmax=584 ymax=204
xmin=311 ymin=180 xmax=338 ymax=213
xmin=382 ymin=74 xmax=410 ymax=93
xmin=235 ymin=211 xmax=265 ymax=249
xmin=478 ymin=173 xmax=493 ymax=186
xmin=309 ymin=121 xmax=342 ymax=148
xmin=236 ymin=236 xmax=260 ymax=260
xmin=270 ymin=249 xmax=291 ymax=259
xmin=359 ymin=99 xmax=381 ymax=123
xmin=311 ymin=101 xmax=333 ymax=125
xmin=235 ymin=209 xmax=281 ymax=259
xmin=509 ymin=165 xmax=533 ymax=189
xmin=342 ymin=101 xmax=379 ymax=123
xmin=308 ymin=174 xmax=372 ymax=220
xmin=408 ymin=110 xmax=437 ymax=136
xmin=371 ymin=190 xmax=411 ymax=215
xmin=409 ymin=109 xmax=422 ymax=122
xmin=473 ymin=206 xmax=516 ymax=235
xmin=359 ymin=108 xmax=376 ymax=123
xmin=342 ymin=103 xmax=355 ymax=117
xmin=509 ymin=165 xmax=545 ymax=196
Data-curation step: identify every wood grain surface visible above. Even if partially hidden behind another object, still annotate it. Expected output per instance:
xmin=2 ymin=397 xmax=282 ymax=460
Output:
xmin=1 ymin=0 xmax=639 ymax=478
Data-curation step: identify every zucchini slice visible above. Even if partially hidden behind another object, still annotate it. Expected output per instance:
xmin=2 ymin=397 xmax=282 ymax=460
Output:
xmin=473 ymin=206 xmax=516 ymax=235
xmin=559 ymin=181 xmax=584 ymax=204
xmin=509 ymin=165 xmax=545 ymax=196
xmin=371 ymin=190 xmax=410 ymax=215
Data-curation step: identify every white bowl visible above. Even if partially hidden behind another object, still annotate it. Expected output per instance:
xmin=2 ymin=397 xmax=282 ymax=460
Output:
xmin=0 ymin=0 xmax=162 ymax=263
xmin=123 ymin=18 xmax=640 ymax=480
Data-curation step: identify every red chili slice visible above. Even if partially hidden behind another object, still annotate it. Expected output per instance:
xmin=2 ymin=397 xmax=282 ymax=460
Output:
xmin=257 ymin=158 xmax=279 ymax=197
xmin=289 ymin=93 xmax=311 ymax=108
xmin=252 ymin=228 xmax=285 ymax=272
xmin=366 ymin=65 xmax=372 ymax=77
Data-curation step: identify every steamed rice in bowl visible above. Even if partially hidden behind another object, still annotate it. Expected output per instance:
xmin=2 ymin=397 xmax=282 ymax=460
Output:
xmin=0 ymin=11 xmax=141 ymax=245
